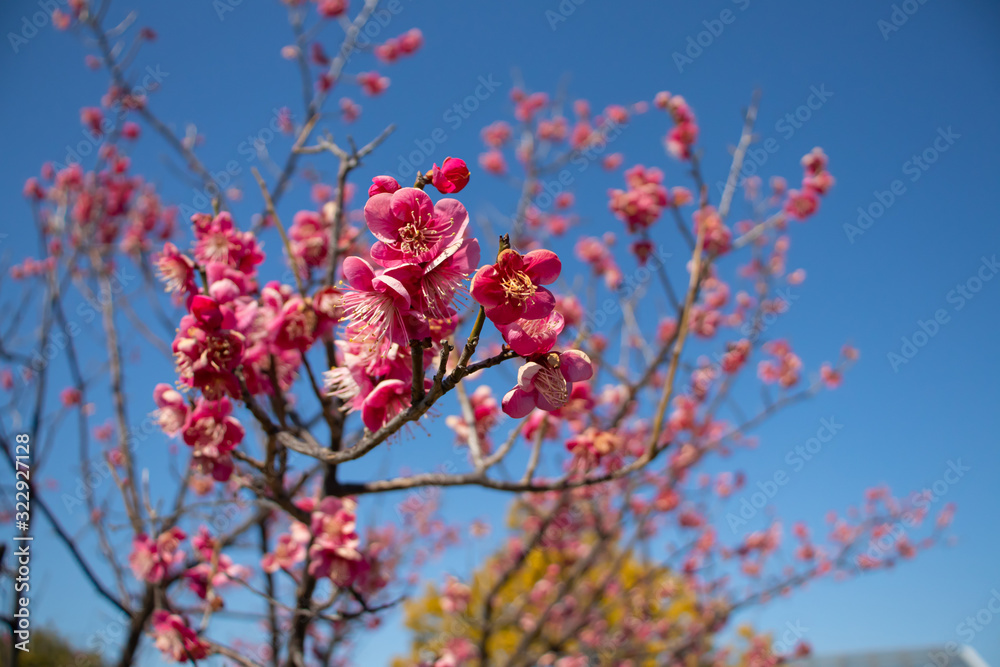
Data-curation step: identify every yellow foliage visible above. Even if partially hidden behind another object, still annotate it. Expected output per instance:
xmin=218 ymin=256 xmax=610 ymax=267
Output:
xmin=395 ymin=535 xmax=701 ymax=666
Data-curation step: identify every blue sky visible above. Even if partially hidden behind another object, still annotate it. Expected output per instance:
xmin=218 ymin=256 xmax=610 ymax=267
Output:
xmin=1 ymin=0 xmax=999 ymax=665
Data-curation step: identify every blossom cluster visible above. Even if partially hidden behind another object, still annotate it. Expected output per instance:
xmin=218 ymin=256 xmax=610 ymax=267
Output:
xmin=17 ymin=155 xmax=175 ymax=275
xmin=9 ymin=19 xmax=956 ymax=661
xmin=323 ymin=175 xmax=480 ymax=431
xmin=153 ymin=209 xmax=345 ymax=478
xmin=784 ymin=147 xmax=835 ymax=221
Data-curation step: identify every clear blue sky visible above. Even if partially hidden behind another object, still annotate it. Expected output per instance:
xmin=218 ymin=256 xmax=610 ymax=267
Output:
xmin=1 ymin=0 xmax=999 ymax=665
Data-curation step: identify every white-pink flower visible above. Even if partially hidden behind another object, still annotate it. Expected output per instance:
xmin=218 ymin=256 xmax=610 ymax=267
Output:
xmin=153 ymin=383 xmax=188 ymax=437
xmin=502 ymin=350 xmax=594 ymax=418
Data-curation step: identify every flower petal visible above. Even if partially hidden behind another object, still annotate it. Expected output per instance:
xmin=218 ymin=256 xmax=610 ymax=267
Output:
xmin=342 ymin=256 xmax=375 ymax=291
xmin=368 ymin=175 xmax=401 ymax=197
xmin=533 ymin=384 xmax=563 ymax=412
xmin=369 ymin=241 xmax=408 ymax=268
xmin=191 ymin=295 xmax=223 ymax=329
xmin=503 ymin=310 xmax=564 ymax=357
xmin=495 ymin=248 xmax=524 ymax=274
xmin=521 ymin=286 xmax=556 ymax=320
xmin=484 ymin=301 xmax=522 ymax=326
xmin=522 ymin=249 xmax=561 ymax=285
xmin=361 ymin=379 xmax=407 ymax=431
xmin=430 ymin=236 xmax=481 ymax=278
xmin=433 ymin=198 xmax=469 ymax=248
xmin=390 ymin=187 xmax=435 ymax=228
xmin=502 ymin=387 xmax=536 ymax=418
xmin=470 ymin=265 xmax=503 ymax=307
xmin=363 ymin=193 xmax=398 ymax=243
xmin=502 ymin=324 xmax=536 ymax=357
xmin=361 ymin=402 xmax=387 ymax=432
xmin=517 ymin=362 xmax=544 ymax=391
xmin=455 ymin=237 xmax=481 ymax=273
xmin=373 ymin=270 xmax=416 ymax=308
xmin=559 ymin=350 xmax=593 ymax=382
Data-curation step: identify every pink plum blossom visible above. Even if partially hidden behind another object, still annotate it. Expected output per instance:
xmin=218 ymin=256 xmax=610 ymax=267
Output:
xmin=470 ymin=248 xmax=561 ymax=326
xmin=364 ymin=187 xmax=467 ymax=264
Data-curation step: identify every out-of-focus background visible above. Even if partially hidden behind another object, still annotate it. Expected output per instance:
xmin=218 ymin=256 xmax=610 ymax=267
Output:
xmin=0 ymin=0 xmax=998 ymax=665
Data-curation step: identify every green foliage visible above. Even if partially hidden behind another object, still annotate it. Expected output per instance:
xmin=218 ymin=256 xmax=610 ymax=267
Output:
xmin=0 ymin=627 xmax=107 ymax=667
